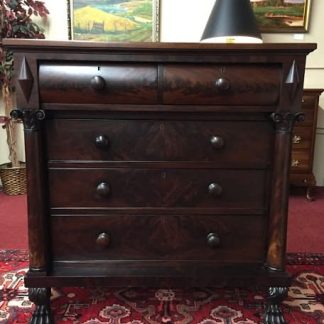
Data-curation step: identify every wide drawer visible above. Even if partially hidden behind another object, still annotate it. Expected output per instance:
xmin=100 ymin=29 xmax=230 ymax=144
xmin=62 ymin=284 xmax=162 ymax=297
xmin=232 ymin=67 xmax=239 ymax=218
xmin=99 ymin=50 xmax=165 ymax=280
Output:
xmin=51 ymin=214 xmax=266 ymax=262
xmin=46 ymin=119 xmax=273 ymax=167
xmin=48 ymin=168 xmax=267 ymax=209
xmin=163 ymin=64 xmax=281 ymax=105
xmin=292 ymin=126 xmax=313 ymax=150
xmin=39 ymin=63 xmax=158 ymax=104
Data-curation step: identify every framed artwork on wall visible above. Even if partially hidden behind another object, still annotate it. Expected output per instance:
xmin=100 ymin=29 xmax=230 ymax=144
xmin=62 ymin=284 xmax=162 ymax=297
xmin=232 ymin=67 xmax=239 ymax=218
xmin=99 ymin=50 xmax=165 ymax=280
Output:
xmin=67 ymin=0 xmax=160 ymax=42
xmin=251 ymin=0 xmax=311 ymax=33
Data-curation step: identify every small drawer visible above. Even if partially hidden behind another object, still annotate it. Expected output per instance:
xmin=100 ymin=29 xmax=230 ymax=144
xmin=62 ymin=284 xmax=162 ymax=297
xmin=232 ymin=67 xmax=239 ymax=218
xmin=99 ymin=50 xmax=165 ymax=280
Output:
xmin=48 ymin=168 xmax=267 ymax=209
xmin=39 ymin=63 xmax=158 ymax=104
xmin=291 ymin=127 xmax=312 ymax=149
xmin=299 ymin=109 xmax=316 ymax=126
xmin=290 ymin=173 xmax=315 ymax=187
xmin=291 ymin=151 xmax=311 ymax=171
xmin=46 ymin=119 xmax=273 ymax=167
xmin=51 ymin=214 xmax=265 ymax=262
xmin=301 ymin=96 xmax=316 ymax=109
xmin=163 ymin=64 xmax=281 ymax=105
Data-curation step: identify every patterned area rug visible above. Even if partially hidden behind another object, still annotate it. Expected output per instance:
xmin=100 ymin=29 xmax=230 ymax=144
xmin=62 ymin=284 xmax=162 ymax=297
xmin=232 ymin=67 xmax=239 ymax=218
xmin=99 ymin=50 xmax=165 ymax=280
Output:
xmin=0 ymin=250 xmax=323 ymax=324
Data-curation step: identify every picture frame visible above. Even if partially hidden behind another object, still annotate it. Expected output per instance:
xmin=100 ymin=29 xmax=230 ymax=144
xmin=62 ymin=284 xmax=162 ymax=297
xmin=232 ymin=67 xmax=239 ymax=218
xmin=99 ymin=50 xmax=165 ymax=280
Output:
xmin=67 ymin=0 xmax=160 ymax=42
xmin=251 ymin=0 xmax=311 ymax=33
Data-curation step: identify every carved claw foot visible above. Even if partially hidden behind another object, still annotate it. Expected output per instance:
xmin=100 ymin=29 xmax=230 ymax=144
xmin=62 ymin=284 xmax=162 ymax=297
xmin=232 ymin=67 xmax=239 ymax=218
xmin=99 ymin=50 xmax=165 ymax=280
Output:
xmin=28 ymin=288 xmax=53 ymax=324
xmin=263 ymin=287 xmax=288 ymax=324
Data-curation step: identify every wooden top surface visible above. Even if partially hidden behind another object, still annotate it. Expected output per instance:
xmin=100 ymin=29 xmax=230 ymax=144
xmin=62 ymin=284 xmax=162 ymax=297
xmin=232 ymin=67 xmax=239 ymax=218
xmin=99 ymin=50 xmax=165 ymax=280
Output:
xmin=2 ymin=39 xmax=317 ymax=54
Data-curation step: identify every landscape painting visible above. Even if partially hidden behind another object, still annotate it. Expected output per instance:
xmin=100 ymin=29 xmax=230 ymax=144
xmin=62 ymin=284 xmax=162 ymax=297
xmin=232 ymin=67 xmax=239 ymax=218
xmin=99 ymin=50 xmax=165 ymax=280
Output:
xmin=68 ymin=0 xmax=160 ymax=42
xmin=250 ymin=0 xmax=311 ymax=32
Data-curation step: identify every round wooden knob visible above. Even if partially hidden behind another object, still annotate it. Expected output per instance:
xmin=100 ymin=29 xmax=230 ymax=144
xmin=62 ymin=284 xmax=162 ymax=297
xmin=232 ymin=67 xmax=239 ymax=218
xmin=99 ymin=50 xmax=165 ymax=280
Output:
xmin=95 ymin=135 xmax=109 ymax=149
xmin=208 ymin=183 xmax=223 ymax=197
xmin=215 ymin=77 xmax=231 ymax=92
xmin=210 ymin=136 xmax=224 ymax=149
xmin=207 ymin=232 xmax=220 ymax=248
xmin=96 ymin=232 xmax=110 ymax=248
xmin=96 ymin=182 xmax=111 ymax=197
xmin=90 ymin=75 xmax=106 ymax=90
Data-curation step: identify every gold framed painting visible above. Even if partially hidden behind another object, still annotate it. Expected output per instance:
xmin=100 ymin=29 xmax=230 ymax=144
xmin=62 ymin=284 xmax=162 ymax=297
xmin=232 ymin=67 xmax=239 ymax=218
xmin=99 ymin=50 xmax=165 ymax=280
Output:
xmin=67 ymin=0 xmax=160 ymax=41
xmin=251 ymin=0 xmax=311 ymax=33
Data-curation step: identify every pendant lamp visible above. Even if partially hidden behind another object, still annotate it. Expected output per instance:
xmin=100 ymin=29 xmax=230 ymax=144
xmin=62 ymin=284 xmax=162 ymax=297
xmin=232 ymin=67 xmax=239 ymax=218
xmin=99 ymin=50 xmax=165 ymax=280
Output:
xmin=201 ymin=0 xmax=262 ymax=43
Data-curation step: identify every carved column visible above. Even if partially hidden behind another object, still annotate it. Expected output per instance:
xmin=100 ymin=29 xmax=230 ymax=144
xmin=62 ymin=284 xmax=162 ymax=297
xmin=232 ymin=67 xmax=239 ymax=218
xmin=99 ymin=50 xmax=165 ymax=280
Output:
xmin=11 ymin=109 xmax=48 ymax=272
xmin=266 ymin=112 xmax=304 ymax=270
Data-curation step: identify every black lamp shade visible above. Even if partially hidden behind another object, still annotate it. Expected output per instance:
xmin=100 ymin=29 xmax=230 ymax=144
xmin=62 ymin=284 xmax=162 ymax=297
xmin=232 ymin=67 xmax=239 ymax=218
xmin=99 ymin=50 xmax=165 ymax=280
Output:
xmin=201 ymin=0 xmax=262 ymax=43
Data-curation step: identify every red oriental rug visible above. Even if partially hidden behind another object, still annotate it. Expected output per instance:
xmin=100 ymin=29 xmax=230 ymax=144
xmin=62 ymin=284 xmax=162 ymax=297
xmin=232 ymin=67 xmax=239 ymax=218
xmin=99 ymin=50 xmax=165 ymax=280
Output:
xmin=0 ymin=250 xmax=323 ymax=324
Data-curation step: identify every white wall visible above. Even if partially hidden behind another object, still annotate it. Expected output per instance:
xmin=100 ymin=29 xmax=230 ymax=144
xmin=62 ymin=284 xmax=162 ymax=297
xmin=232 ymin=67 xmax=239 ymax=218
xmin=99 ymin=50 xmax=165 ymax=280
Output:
xmin=1 ymin=0 xmax=324 ymax=184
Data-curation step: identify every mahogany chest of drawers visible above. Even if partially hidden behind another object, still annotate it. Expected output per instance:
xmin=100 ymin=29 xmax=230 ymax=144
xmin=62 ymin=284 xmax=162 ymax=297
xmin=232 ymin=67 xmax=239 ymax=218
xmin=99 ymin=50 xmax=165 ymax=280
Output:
xmin=5 ymin=40 xmax=315 ymax=324
xmin=290 ymin=89 xmax=323 ymax=200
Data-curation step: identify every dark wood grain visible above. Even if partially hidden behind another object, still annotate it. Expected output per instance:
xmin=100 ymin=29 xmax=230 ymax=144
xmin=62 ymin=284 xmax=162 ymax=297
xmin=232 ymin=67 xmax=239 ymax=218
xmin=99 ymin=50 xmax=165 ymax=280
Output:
xmin=50 ymin=214 xmax=266 ymax=262
xmin=4 ymin=40 xmax=315 ymax=318
xmin=25 ymin=263 xmax=291 ymax=288
xmin=163 ymin=64 xmax=281 ymax=106
xmin=291 ymin=126 xmax=313 ymax=150
xmin=46 ymin=118 xmax=273 ymax=166
xmin=290 ymin=89 xmax=323 ymax=199
xmin=298 ymin=108 xmax=317 ymax=125
xmin=266 ymin=112 xmax=299 ymax=270
xmin=3 ymin=38 xmax=316 ymax=54
xmin=48 ymin=168 xmax=267 ymax=209
xmin=39 ymin=63 xmax=158 ymax=104
xmin=23 ymin=114 xmax=49 ymax=272
xmin=290 ymin=150 xmax=311 ymax=170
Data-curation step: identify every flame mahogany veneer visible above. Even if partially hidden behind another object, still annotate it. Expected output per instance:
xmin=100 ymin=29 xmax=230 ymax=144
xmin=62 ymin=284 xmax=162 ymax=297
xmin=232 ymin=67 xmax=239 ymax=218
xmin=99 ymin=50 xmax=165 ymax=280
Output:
xmin=4 ymin=39 xmax=316 ymax=324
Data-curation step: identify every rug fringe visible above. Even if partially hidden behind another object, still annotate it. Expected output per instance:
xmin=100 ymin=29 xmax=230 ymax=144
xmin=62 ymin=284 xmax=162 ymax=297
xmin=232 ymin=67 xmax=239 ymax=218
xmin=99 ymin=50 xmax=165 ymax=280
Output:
xmin=0 ymin=249 xmax=29 ymax=261
xmin=286 ymin=252 xmax=324 ymax=265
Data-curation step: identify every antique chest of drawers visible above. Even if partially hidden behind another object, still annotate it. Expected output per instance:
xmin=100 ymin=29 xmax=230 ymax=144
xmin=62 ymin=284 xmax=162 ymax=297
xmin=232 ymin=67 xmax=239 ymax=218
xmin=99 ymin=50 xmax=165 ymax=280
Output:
xmin=5 ymin=40 xmax=315 ymax=324
xmin=290 ymin=89 xmax=323 ymax=200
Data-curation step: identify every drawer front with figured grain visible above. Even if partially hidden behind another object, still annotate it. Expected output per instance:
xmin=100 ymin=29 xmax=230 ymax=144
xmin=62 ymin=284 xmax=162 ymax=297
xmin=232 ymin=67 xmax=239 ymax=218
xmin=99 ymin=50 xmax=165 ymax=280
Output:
xmin=46 ymin=119 xmax=273 ymax=167
xmin=163 ymin=64 xmax=281 ymax=105
xmin=48 ymin=168 xmax=267 ymax=209
xmin=39 ymin=63 xmax=158 ymax=104
xmin=51 ymin=214 xmax=265 ymax=262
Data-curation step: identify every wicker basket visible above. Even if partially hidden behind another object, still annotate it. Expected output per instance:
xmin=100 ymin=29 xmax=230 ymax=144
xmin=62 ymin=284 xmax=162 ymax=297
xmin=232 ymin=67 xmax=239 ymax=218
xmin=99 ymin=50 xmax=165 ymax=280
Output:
xmin=0 ymin=165 xmax=27 ymax=195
